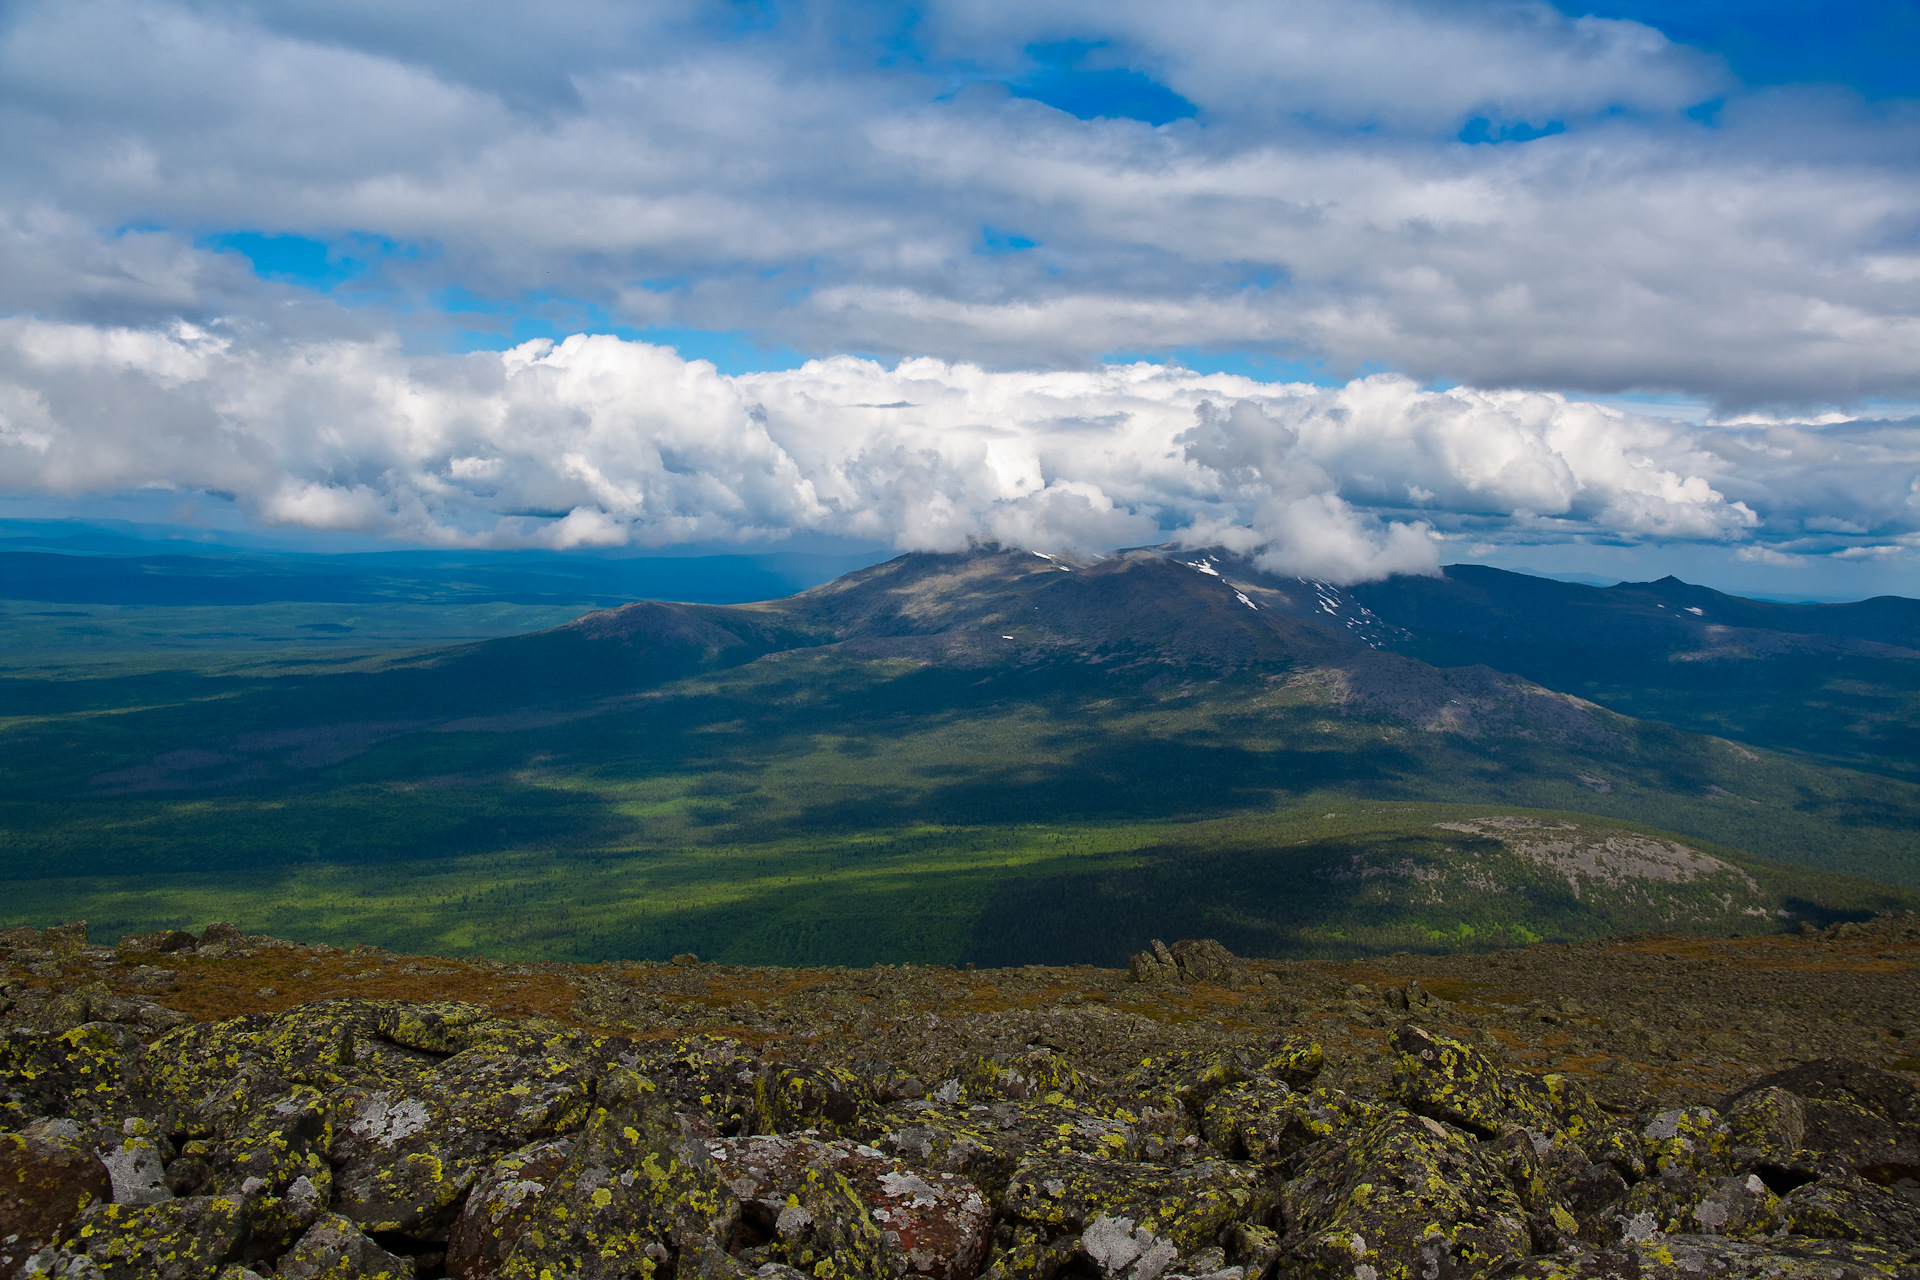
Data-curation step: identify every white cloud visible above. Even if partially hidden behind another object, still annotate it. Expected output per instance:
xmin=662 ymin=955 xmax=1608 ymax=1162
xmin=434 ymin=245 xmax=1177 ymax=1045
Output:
xmin=2 ymin=323 xmax=1912 ymax=581
xmin=0 ymin=0 xmax=1915 ymax=405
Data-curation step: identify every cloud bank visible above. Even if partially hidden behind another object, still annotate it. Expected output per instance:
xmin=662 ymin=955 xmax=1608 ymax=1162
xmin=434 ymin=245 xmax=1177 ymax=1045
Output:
xmin=6 ymin=323 xmax=1915 ymax=583
xmin=0 ymin=0 xmax=1916 ymax=406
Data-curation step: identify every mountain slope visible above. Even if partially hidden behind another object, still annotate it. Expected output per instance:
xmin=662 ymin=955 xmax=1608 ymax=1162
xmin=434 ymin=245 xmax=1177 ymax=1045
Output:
xmin=3 ymin=544 xmax=1919 ymax=959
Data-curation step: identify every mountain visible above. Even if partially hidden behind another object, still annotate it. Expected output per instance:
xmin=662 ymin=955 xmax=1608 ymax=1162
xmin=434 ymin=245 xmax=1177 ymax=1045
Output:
xmin=2 ymin=544 xmax=1918 ymax=962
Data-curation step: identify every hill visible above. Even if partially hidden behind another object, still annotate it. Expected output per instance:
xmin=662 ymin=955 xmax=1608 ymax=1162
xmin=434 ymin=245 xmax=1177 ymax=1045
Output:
xmin=2 ymin=545 xmax=1918 ymax=962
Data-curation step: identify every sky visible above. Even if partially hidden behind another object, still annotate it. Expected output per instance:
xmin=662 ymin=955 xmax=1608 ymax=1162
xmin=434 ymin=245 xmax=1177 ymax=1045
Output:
xmin=2 ymin=1 xmax=1920 ymax=597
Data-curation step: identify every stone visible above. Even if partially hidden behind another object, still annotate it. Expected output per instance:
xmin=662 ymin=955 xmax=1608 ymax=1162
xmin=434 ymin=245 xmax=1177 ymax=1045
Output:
xmin=752 ymin=1063 xmax=883 ymax=1140
xmin=1000 ymin=1153 xmax=1273 ymax=1256
xmin=444 ymin=1137 xmax=573 ymax=1280
xmin=1277 ymin=1109 xmax=1531 ymax=1280
xmin=1772 ymin=1168 xmax=1920 ymax=1254
xmin=960 ymin=1050 xmax=1084 ymax=1104
xmin=1200 ymin=1082 xmax=1380 ymax=1169
xmin=1614 ymin=1171 xmax=1778 ymax=1243
xmin=274 ymin=1213 xmax=415 ymax=1280
xmin=60 ymin=1195 xmax=250 ymax=1280
xmin=716 ymin=1134 xmax=990 ymax=1280
xmin=1496 ymin=1234 xmax=1918 ymax=1278
xmin=0 ymin=1123 xmax=112 ymax=1278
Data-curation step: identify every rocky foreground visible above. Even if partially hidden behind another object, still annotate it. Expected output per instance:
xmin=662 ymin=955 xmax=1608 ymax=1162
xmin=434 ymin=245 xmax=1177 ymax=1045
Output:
xmin=2 ymin=918 xmax=1919 ymax=1280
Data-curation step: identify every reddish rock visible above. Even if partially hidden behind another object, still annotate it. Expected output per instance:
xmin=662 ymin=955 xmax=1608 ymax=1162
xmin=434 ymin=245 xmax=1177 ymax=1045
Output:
xmin=0 ymin=1123 xmax=112 ymax=1278
xmin=716 ymin=1134 xmax=990 ymax=1280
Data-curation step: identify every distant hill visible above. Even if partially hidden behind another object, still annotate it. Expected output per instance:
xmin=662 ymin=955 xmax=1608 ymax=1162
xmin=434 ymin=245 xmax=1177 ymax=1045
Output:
xmin=2 ymin=543 xmax=1918 ymax=961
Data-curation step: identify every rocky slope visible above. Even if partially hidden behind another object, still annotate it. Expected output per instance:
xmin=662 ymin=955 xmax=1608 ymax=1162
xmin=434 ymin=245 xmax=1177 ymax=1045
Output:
xmin=3 ymin=915 xmax=1919 ymax=1279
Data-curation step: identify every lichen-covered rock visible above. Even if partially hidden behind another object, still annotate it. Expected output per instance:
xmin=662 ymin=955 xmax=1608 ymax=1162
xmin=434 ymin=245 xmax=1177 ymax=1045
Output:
xmin=1388 ymin=1024 xmax=1514 ymax=1138
xmin=716 ymin=1134 xmax=989 ymax=1280
xmin=61 ymin=1194 xmax=250 ymax=1280
xmin=760 ymin=1164 xmax=890 ymax=1280
xmin=999 ymin=1153 xmax=1272 ymax=1256
xmin=328 ymin=1044 xmax=592 ymax=1236
xmin=1724 ymin=1059 xmax=1920 ymax=1179
xmin=1278 ymin=1108 xmax=1531 ymax=1280
xmin=961 ymin=1051 xmax=1083 ymax=1104
xmin=1771 ymin=1169 xmax=1920 ymax=1255
xmin=274 ymin=1212 xmax=414 ymax=1280
xmin=1115 ymin=1050 xmax=1263 ymax=1122
xmin=879 ymin=1097 xmax=1164 ymax=1202
xmin=444 ymin=1136 xmax=573 ymax=1280
xmin=0 ymin=1024 xmax=154 ymax=1135
xmin=1640 ymin=1107 xmax=1731 ymax=1178
xmin=753 ymin=1064 xmax=883 ymax=1140
xmin=0 ymin=1121 xmax=112 ymax=1277
xmin=1200 ymin=1081 xmax=1379 ymax=1169
xmin=1256 ymin=1037 xmax=1323 ymax=1090
xmin=1713 ymin=1086 xmax=1805 ymax=1170
xmin=1125 ymin=940 xmax=1235 ymax=987
xmin=477 ymin=1069 xmax=740 ymax=1280
xmin=1495 ymin=1234 xmax=1918 ymax=1278
xmin=1614 ymin=1171 xmax=1778 ymax=1243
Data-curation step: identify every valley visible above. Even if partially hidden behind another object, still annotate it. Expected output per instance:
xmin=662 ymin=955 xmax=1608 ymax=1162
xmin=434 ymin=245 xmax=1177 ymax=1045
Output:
xmin=2 ymin=544 xmax=1918 ymax=963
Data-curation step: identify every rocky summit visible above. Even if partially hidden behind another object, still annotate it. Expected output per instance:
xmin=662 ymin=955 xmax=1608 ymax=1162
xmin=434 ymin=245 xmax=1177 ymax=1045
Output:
xmin=3 ymin=917 xmax=1919 ymax=1280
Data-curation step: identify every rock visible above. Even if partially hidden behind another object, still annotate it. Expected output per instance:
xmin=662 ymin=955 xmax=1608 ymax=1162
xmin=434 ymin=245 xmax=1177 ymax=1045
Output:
xmin=115 ymin=932 xmax=197 ymax=957
xmin=1725 ymin=1059 xmax=1920 ymax=1179
xmin=961 ymin=1050 xmax=1084 ymax=1103
xmin=1389 ymin=1024 xmax=1548 ymax=1139
xmin=0 ymin=1023 xmax=154 ymax=1135
xmin=444 ymin=1137 xmax=573 ymax=1280
xmin=1714 ymin=1086 xmax=1805 ymax=1171
xmin=1277 ymin=1109 xmax=1531 ymax=1279
xmin=1772 ymin=1168 xmax=1920 ymax=1255
xmin=1166 ymin=941 xmax=1235 ymax=986
xmin=1200 ymin=1081 xmax=1380 ymax=1169
xmin=752 ymin=1063 xmax=883 ymax=1140
xmin=1496 ymin=1234 xmax=1918 ymax=1278
xmin=328 ymin=1042 xmax=593 ymax=1237
xmin=58 ymin=1195 xmax=250 ymax=1280
xmin=1126 ymin=940 xmax=1236 ymax=987
xmin=1614 ymin=1171 xmax=1778 ymax=1243
xmin=1000 ymin=1153 xmax=1273 ymax=1257
xmin=0 ymin=1121 xmax=112 ymax=1278
xmin=43 ymin=925 xmax=88 ymax=958
xmin=197 ymin=924 xmax=246 ymax=953
xmin=275 ymin=1213 xmax=415 ymax=1280
xmin=716 ymin=1134 xmax=990 ymax=1280
xmin=1257 ymin=1036 xmax=1323 ymax=1090
xmin=453 ymin=1068 xmax=739 ymax=1278
xmin=1640 ymin=1106 xmax=1731 ymax=1178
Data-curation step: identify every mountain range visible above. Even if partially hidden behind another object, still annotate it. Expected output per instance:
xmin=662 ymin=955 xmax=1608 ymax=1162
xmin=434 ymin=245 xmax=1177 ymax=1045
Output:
xmin=1 ymin=543 xmax=1916 ymax=962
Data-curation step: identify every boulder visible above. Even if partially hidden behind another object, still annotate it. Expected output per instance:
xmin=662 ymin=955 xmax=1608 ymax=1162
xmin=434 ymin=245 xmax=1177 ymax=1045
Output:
xmin=752 ymin=1063 xmax=883 ymax=1140
xmin=1495 ymin=1234 xmax=1917 ymax=1278
xmin=1614 ymin=1171 xmax=1778 ymax=1243
xmin=960 ymin=1050 xmax=1084 ymax=1104
xmin=0 ymin=1121 xmax=112 ymax=1278
xmin=450 ymin=1068 xmax=739 ymax=1279
xmin=1278 ymin=1109 xmax=1531 ymax=1279
xmin=1000 ymin=1153 xmax=1273 ymax=1257
xmin=1200 ymin=1081 xmax=1380 ymax=1169
xmin=1722 ymin=1059 xmax=1920 ymax=1179
xmin=274 ymin=1212 xmax=415 ymax=1280
xmin=1771 ymin=1168 xmax=1920 ymax=1255
xmin=444 ymin=1137 xmax=573 ymax=1280
xmin=1126 ymin=940 xmax=1236 ymax=987
xmin=57 ymin=1195 xmax=251 ymax=1280
xmin=717 ymin=1134 xmax=990 ymax=1280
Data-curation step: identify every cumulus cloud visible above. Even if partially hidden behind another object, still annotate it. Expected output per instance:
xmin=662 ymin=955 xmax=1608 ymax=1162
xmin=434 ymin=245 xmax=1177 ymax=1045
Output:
xmin=0 ymin=0 xmax=1916 ymax=404
xmin=3 ymin=323 xmax=1912 ymax=582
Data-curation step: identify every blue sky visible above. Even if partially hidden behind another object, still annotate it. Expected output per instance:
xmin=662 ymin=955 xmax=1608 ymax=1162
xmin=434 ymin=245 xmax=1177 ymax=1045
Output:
xmin=2 ymin=0 xmax=1919 ymax=594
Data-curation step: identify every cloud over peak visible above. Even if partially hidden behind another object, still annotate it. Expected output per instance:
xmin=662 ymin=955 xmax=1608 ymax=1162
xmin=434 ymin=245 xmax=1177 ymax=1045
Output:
xmin=4 ymin=323 xmax=1906 ymax=583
